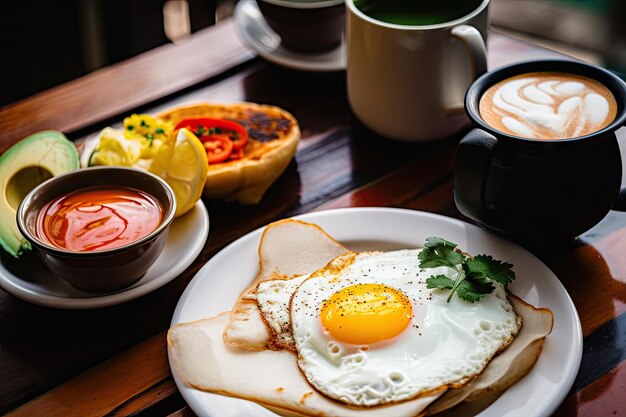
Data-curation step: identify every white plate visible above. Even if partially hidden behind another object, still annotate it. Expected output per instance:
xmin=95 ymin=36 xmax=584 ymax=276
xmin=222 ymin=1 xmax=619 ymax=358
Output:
xmin=234 ymin=0 xmax=346 ymax=72
xmin=0 ymin=200 xmax=209 ymax=309
xmin=170 ymin=207 xmax=582 ymax=417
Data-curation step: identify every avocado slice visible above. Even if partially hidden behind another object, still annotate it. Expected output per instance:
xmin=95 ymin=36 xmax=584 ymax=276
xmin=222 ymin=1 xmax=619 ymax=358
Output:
xmin=0 ymin=131 xmax=80 ymax=258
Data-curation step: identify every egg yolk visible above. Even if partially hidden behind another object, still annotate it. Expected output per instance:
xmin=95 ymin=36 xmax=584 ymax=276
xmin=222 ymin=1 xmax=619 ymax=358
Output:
xmin=320 ymin=283 xmax=413 ymax=345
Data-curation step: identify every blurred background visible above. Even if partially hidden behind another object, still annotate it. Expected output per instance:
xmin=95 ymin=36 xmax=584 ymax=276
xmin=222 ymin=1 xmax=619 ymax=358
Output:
xmin=2 ymin=0 xmax=625 ymax=107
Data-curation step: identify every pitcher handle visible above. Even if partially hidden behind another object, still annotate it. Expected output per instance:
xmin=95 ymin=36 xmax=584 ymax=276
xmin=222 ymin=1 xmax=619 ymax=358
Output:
xmin=446 ymin=25 xmax=488 ymax=113
xmin=451 ymin=24 xmax=488 ymax=79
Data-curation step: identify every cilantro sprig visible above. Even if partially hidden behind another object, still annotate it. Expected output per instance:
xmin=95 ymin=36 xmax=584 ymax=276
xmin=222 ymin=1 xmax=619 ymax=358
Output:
xmin=419 ymin=237 xmax=515 ymax=303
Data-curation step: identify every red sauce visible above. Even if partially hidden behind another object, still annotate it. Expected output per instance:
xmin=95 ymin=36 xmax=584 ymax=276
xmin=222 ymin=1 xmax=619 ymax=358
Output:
xmin=36 ymin=187 xmax=163 ymax=252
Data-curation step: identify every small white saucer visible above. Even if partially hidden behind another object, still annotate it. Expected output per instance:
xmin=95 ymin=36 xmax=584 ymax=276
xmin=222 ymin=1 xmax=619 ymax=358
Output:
xmin=234 ymin=0 xmax=346 ymax=72
xmin=0 ymin=200 xmax=209 ymax=309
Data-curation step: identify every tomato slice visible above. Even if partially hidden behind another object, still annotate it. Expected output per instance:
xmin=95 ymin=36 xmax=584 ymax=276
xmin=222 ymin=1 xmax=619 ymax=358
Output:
xmin=175 ymin=118 xmax=248 ymax=151
xmin=228 ymin=148 xmax=244 ymax=161
xmin=201 ymin=134 xmax=234 ymax=164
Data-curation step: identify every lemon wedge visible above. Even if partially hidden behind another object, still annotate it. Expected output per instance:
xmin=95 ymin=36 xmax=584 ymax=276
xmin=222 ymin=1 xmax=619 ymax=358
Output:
xmin=88 ymin=128 xmax=141 ymax=167
xmin=149 ymin=128 xmax=208 ymax=217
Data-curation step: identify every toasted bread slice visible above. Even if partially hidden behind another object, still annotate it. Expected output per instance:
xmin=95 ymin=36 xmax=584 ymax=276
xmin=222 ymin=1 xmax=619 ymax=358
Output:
xmin=157 ymin=102 xmax=300 ymax=204
xmin=223 ymin=219 xmax=347 ymax=350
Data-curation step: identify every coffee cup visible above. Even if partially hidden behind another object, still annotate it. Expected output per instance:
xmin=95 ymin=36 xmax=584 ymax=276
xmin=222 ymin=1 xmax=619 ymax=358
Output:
xmin=256 ymin=0 xmax=345 ymax=52
xmin=346 ymin=0 xmax=489 ymax=141
xmin=454 ymin=59 xmax=626 ymax=243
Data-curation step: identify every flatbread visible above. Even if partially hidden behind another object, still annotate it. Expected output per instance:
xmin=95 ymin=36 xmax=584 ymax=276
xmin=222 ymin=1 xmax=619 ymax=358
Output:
xmin=157 ymin=102 xmax=300 ymax=204
xmin=168 ymin=312 xmax=444 ymax=417
xmin=224 ymin=219 xmax=347 ymax=350
xmin=426 ymin=295 xmax=553 ymax=415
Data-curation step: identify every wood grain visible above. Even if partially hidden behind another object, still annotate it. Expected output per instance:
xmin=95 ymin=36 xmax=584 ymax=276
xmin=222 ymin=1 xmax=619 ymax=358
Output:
xmin=0 ymin=19 xmax=254 ymax=153
xmin=551 ymin=237 xmax=626 ymax=336
xmin=553 ymin=358 xmax=626 ymax=416
xmin=6 ymin=332 xmax=169 ymax=417
xmin=108 ymin=378 xmax=180 ymax=416
xmin=168 ymin=406 xmax=199 ymax=417
xmin=318 ymin=146 xmax=456 ymax=210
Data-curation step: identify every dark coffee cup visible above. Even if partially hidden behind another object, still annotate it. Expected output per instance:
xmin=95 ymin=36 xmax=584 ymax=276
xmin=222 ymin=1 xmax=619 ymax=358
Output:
xmin=454 ymin=59 xmax=626 ymax=243
xmin=256 ymin=0 xmax=345 ymax=52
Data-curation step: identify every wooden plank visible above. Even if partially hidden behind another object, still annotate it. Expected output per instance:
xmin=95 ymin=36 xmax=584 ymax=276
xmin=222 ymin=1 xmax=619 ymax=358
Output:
xmin=168 ymin=406 xmax=198 ymax=417
xmin=6 ymin=332 xmax=169 ymax=417
xmin=403 ymin=180 xmax=459 ymax=216
xmin=553 ymin=358 xmax=626 ymax=416
xmin=0 ymin=19 xmax=254 ymax=153
xmin=108 ymin=378 xmax=180 ymax=416
xmin=318 ymin=147 xmax=456 ymax=211
xmin=550 ymin=241 xmax=626 ymax=336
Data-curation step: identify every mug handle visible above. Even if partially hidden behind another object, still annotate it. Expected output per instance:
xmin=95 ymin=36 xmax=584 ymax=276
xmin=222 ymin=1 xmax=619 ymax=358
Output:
xmin=451 ymin=25 xmax=488 ymax=78
xmin=447 ymin=25 xmax=488 ymax=113
xmin=454 ymin=128 xmax=498 ymax=224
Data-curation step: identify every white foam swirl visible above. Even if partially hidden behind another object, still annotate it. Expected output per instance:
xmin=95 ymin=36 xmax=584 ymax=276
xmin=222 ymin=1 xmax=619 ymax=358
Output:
xmin=491 ymin=76 xmax=611 ymax=138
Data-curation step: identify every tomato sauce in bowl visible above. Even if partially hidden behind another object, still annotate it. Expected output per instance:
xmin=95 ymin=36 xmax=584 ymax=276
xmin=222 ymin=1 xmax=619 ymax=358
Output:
xmin=36 ymin=187 xmax=163 ymax=252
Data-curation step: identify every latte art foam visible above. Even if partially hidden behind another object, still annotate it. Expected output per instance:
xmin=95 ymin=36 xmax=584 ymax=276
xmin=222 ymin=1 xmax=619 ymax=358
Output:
xmin=479 ymin=72 xmax=617 ymax=139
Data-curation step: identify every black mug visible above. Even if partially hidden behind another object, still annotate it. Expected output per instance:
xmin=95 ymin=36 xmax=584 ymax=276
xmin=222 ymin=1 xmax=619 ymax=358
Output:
xmin=454 ymin=60 xmax=626 ymax=242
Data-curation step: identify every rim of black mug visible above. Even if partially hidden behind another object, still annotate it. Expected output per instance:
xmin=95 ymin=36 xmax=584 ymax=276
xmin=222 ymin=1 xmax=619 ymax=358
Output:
xmin=465 ymin=59 xmax=626 ymax=144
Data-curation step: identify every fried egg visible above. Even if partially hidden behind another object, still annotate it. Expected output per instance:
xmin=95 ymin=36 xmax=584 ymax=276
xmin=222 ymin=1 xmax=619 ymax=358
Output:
xmin=283 ymin=249 xmax=521 ymax=407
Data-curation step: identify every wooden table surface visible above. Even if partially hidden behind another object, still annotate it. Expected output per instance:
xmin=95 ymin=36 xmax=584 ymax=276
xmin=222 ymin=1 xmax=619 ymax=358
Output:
xmin=1 ymin=18 xmax=626 ymax=417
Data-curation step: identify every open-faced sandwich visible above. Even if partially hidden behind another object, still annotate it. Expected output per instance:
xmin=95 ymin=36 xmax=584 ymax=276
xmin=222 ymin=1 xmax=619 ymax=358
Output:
xmin=168 ymin=220 xmax=553 ymax=417
xmin=85 ymin=102 xmax=299 ymax=212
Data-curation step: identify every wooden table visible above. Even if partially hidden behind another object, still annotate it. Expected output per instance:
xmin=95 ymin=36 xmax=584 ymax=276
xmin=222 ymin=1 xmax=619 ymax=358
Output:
xmin=1 ymin=18 xmax=625 ymax=417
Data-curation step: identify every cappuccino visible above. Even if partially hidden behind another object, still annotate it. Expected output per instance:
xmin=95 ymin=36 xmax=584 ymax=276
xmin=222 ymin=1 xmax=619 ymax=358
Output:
xmin=479 ymin=72 xmax=617 ymax=139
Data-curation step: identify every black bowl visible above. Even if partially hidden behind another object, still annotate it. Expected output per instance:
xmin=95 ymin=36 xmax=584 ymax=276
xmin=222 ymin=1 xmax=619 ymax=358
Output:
xmin=17 ymin=167 xmax=176 ymax=293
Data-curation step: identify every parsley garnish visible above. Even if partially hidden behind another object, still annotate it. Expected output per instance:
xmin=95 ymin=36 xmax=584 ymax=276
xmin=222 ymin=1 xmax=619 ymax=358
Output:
xmin=193 ymin=126 xmax=202 ymax=137
xmin=419 ymin=237 xmax=515 ymax=303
